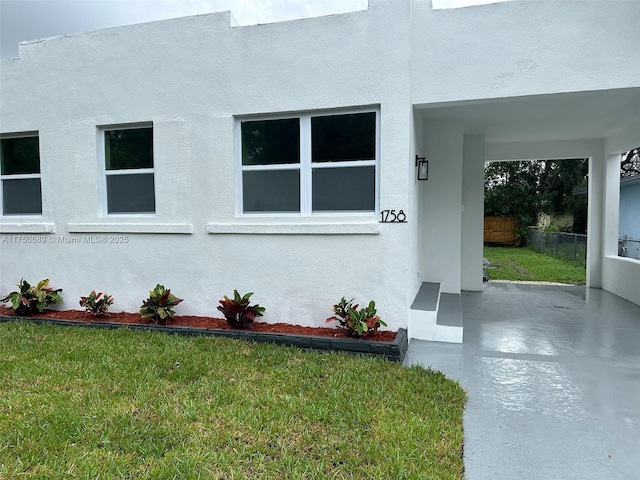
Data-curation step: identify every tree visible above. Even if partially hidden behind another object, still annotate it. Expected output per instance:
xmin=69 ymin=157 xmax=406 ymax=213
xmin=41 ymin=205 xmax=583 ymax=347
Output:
xmin=538 ymin=158 xmax=588 ymax=234
xmin=621 ymin=147 xmax=640 ymax=178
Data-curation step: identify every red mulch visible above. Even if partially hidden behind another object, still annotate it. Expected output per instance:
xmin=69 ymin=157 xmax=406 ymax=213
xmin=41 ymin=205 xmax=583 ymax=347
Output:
xmin=0 ymin=306 xmax=397 ymax=342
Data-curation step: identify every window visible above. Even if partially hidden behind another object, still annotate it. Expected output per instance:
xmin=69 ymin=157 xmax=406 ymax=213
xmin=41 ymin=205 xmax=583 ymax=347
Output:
xmin=101 ymin=124 xmax=155 ymax=214
xmin=0 ymin=132 xmax=42 ymax=215
xmin=240 ymin=109 xmax=378 ymax=214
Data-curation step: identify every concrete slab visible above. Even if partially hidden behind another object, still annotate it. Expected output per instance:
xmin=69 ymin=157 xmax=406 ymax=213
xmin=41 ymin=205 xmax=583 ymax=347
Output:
xmin=405 ymin=283 xmax=640 ymax=480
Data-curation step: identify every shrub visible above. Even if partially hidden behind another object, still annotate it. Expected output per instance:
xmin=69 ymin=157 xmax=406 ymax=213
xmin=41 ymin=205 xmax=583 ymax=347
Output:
xmin=1 ymin=278 xmax=63 ymax=315
xmin=140 ymin=284 xmax=183 ymax=324
xmin=327 ymin=297 xmax=387 ymax=337
xmin=217 ymin=290 xmax=265 ymax=329
xmin=79 ymin=290 xmax=114 ymax=317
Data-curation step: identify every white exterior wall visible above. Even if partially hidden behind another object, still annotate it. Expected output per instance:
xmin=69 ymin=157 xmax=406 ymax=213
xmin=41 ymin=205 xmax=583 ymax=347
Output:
xmin=0 ymin=2 xmax=415 ymax=330
xmin=411 ymin=0 xmax=640 ymax=104
xmin=2 ymin=0 xmax=640 ymax=330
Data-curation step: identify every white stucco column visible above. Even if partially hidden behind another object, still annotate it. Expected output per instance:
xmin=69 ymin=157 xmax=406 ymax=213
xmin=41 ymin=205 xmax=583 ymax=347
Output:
xmin=461 ymin=135 xmax=486 ymax=291
xmin=603 ymin=152 xmax=622 ymax=258
xmin=420 ymin=120 xmax=464 ymax=293
xmin=586 ymin=147 xmax=605 ymax=288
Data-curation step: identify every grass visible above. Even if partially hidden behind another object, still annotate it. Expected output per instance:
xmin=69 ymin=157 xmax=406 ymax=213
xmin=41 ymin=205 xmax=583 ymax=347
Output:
xmin=484 ymin=246 xmax=586 ymax=285
xmin=0 ymin=322 xmax=466 ymax=479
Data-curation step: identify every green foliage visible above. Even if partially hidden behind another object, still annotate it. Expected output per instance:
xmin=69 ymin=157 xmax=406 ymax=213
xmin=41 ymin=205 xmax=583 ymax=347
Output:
xmin=1 ymin=278 xmax=63 ymax=315
xmin=0 ymin=323 xmax=466 ymax=478
xmin=327 ymin=297 xmax=387 ymax=337
xmin=217 ymin=290 xmax=265 ymax=328
xmin=484 ymin=159 xmax=589 ymax=243
xmin=139 ymin=284 xmax=183 ymax=324
xmin=79 ymin=290 xmax=114 ymax=317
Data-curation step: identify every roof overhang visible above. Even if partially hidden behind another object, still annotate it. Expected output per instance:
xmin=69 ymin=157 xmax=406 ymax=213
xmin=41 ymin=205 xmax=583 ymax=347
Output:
xmin=414 ymin=87 xmax=640 ymax=144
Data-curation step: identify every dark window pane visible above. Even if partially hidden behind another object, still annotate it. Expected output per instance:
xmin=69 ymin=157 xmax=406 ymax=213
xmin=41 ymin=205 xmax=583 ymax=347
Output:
xmin=106 ymin=173 xmax=155 ymax=213
xmin=312 ymin=166 xmax=375 ymax=211
xmin=2 ymin=178 xmax=42 ymax=215
xmin=242 ymin=119 xmax=300 ymax=166
xmin=1 ymin=136 xmax=40 ymax=175
xmin=243 ymin=170 xmax=300 ymax=212
xmin=312 ymin=112 xmax=375 ymax=163
xmin=105 ymin=128 xmax=153 ymax=170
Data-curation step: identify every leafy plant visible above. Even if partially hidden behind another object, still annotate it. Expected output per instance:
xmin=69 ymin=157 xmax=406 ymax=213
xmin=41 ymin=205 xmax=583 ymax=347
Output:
xmin=79 ymin=290 xmax=114 ymax=317
xmin=327 ymin=297 xmax=387 ymax=337
xmin=139 ymin=284 xmax=183 ymax=324
xmin=217 ymin=290 xmax=265 ymax=329
xmin=1 ymin=278 xmax=63 ymax=315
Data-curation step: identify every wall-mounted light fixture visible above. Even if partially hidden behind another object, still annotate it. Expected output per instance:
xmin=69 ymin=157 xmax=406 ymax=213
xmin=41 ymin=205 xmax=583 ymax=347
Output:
xmin=416 ymin=155 xmax=429 ymax=181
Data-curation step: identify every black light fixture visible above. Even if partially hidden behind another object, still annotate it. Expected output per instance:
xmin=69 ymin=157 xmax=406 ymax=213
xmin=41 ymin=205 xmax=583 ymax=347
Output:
xmin=416 ymin=155 xmax=429 ymax=181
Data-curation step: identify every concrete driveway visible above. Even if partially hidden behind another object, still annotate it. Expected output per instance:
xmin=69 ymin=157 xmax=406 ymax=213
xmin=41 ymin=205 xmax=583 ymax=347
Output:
xmin=405 ymin=283 xmax=640 ymax=479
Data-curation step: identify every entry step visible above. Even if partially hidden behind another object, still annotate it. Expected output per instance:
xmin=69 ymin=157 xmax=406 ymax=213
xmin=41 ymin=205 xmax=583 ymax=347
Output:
xmin=436 ymin=293 xmax=463 ymax=327
xmin=410 ymin=282 xmax=440 ymax=311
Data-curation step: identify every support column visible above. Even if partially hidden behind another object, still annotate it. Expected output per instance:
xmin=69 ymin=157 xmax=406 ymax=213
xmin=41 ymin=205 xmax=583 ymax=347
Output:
xmin=586 ymin=144 xmax=606 ymax=288
xmin=420 ymin=120 xmax=464 ymax=293
xmin=461 ymin=135 xmax=485 ymax=291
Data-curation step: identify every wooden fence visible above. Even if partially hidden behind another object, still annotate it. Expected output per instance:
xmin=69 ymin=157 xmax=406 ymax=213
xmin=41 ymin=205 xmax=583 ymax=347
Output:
xmin=484 ymin=216 xmax=517 ymax=245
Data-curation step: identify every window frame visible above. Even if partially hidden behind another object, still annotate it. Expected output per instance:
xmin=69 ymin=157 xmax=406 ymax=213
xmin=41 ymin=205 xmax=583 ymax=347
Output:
xmin=237 ymin=107 xmax=380 ymax=216
xmin=98 ymin=122 xmax=156 ymax=216
xmin=0 ymin=131 xmax=42 ymax=217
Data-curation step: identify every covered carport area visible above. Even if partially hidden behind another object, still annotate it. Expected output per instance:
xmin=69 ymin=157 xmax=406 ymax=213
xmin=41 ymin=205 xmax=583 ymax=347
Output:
xmin=413 ymin=86 xmax=640 ymax=307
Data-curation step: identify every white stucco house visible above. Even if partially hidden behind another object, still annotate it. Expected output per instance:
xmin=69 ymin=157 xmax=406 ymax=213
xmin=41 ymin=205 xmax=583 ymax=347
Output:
xmin=1 ymin=0 xmax=639 ymax=342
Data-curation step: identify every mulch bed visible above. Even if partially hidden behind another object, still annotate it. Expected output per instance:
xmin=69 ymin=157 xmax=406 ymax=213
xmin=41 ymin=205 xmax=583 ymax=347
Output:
xmin=0 ymin=306 xmax=397 ymax=342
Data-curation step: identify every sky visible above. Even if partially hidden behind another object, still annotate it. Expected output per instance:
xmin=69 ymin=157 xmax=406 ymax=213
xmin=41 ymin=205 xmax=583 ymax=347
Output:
xmin=0 ymin=0 xmax=508 ymax=60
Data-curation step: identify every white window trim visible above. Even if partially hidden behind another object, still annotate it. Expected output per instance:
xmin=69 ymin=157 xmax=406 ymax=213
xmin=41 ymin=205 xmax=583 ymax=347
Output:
xmin=236 ymin=106 xmax=380 ymax=217
xmin=0 ymin=131 xmax=42 ymax=217
xmin=98 ymin=122 xmax=156 ymax=217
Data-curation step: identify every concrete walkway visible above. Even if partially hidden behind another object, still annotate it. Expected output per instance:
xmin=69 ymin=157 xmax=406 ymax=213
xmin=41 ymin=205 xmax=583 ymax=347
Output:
xmin=404 ymin=283 xmax=640 ymax=480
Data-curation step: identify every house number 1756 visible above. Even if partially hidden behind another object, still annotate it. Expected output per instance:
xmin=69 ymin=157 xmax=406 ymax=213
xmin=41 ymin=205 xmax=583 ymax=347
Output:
xmin=380 ymin=209 xmax=407 ymax=223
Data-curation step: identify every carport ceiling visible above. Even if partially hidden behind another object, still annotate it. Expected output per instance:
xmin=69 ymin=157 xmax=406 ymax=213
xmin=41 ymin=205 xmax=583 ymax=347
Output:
xmin=415 ymin=87 xmax=640 ymax=144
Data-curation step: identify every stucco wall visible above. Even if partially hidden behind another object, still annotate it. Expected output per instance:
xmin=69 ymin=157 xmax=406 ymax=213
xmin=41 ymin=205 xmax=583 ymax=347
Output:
xmin=411 ymin=0 xmax=640 ymax=105
xmin=0 ymin=1 xmax=415 ymax=330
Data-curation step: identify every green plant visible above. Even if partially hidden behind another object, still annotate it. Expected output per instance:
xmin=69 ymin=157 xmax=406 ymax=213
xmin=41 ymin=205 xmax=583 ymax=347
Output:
xmin=217 ymin=290 xmax=265 ymax=329
xmin=79 ymin=290 xmax=114 ymax=317
xmin=139 ymin=284 xmax=183 ymax=324
xmin=0 ymin=278 xmax=63 ymax=315
xmin=327 ymin=297 xmax=387 ymax=337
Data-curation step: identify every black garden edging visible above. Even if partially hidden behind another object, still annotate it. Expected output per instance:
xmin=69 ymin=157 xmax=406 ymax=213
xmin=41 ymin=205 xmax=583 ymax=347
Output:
xmin=0 ymin=316 xmax=408 ymax=362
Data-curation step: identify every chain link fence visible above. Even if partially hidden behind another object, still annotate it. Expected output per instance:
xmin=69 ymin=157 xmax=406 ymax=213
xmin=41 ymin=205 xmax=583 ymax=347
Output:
xmin=618 ymin=236 xmax=640 ymax=260
xmin=527 ymin=228 xmax=587 ymax=266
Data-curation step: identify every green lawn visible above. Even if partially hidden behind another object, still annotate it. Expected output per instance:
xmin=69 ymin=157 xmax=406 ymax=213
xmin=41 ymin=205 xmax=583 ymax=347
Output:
xmin=484 ymin=246 xmax=586 ymax=285
xmin=0 ymin=322 xmax=466 ymax=479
